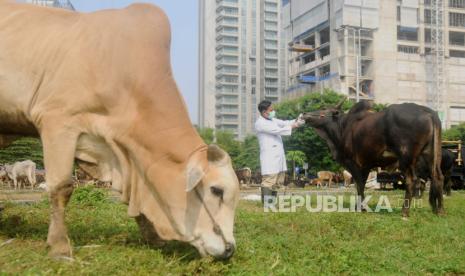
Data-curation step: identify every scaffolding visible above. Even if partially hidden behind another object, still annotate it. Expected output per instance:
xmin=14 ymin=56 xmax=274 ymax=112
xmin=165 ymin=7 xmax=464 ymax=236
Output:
xmin=429 ymin=0 xmax=445 ymax=117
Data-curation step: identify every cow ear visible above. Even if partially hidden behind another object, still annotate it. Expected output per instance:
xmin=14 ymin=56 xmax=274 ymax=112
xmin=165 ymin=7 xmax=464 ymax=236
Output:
xmin=207 ymin=144 xmax=227 ymax=164
xmin=186 ymin=166 xmax=204 ymax=192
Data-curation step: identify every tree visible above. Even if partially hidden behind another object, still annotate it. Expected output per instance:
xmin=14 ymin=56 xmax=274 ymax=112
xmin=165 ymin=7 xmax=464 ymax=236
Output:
xmin=286 ymin=150 xmax=306 ymax=180
xmin=235 ymin=135 xmax=260 ymax=171
xmin=275 ymin=90 xmax=350 ymax=175
xmin=196 ymin=127 xmax=243 ymax=168
xmin=196 ymin=127 xmax=215 ymax=144
xmin=443 ymin=123 xmax=465 ymax=141
xmin=0 ymin=137 xmax=44 ymax=168
xmin=216 ymin=130 xmax=241 ymax=167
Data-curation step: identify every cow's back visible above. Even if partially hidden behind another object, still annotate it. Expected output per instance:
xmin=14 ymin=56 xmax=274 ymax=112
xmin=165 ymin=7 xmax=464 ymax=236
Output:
xmin=383 ymin=104 xmax=438 ymax=149
xmin=0 ymin=2 xmax=189 ymax=138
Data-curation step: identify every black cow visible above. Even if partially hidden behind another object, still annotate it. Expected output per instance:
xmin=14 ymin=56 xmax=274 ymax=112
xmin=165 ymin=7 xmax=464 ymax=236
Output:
xmin=417 ymin=148 xmax=454 ymax=196
xmin=302 ymin=99 xmax=444 ymax=217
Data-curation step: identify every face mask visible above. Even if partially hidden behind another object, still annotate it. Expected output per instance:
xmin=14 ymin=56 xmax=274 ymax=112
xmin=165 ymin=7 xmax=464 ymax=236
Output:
xmin=268 ymin=110 xmax=276 ymax=119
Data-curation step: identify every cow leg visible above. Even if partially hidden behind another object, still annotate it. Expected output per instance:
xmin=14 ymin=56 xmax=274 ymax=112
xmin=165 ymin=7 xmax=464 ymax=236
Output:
xmin=29 ymin=170 xmax=36 ymax=190
xmin=430 ymin=164 xmax=445 ymax=215
xmin=444 ymin=173 xmax=452 ymax=196
xmin=402 ymin=167 xmax=415 ymax=218
xmin=42 ymin=128 xmax=79 ymax=258
xmin=411 ymin=167 xmax=422 ymax=199
xmin=353 ymin=170 xmax=369 ymax=211
xmin=13 ymin=174 xmax=17 ymax=190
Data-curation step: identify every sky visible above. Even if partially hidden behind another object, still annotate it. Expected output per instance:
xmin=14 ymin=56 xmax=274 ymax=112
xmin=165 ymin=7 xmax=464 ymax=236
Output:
xmin=72 ymin=0 xmax=199 ymax=123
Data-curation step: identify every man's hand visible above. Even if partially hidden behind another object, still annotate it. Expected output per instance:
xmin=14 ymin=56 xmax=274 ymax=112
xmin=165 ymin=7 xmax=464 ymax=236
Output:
xmin=295 ymin=113 xmax=306 ymax=127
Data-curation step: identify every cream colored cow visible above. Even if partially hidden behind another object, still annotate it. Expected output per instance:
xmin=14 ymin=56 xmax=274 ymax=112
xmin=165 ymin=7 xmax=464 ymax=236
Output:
xmin=0 ymin=2 xmax=239 ymax=259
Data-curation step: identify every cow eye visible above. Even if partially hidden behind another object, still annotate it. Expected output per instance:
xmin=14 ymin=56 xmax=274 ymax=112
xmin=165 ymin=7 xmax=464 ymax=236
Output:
xmin=210 ymin=186 xmax=224 ymax=199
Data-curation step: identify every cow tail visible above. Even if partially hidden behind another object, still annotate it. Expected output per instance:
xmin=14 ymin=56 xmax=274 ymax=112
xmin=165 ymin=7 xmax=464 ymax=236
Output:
xmin=429 ymin=115 xmax=443 ymax=213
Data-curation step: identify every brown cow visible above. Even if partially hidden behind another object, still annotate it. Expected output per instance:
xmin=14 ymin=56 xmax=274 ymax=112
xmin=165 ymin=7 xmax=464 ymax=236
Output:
xmin=316 ymin=171 xmax=335 ymax=188
xmin=235 ymin=167 xmax=252 ymax=186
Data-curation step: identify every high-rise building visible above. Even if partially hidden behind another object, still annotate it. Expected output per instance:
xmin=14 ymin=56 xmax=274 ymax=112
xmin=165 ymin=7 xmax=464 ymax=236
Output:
xmin=199 ymin=0 xmax=286 ymax=139
xmin=282 ymin=0 xmax=465 ymax=128
xmin=25 ymin=0 xmax=74 ymax=10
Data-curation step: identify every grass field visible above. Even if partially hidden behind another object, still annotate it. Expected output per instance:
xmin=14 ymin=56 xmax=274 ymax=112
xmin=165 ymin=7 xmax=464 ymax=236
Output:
xmin=1 ymin=188 xmax=465 ymax=275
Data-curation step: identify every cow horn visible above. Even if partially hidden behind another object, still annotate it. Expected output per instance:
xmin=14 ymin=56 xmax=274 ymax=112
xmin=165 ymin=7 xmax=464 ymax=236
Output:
xmin=335 ymin=97 xmax=347 ymax=109
xmin=207 ymin=144 xmax=227 ymax=163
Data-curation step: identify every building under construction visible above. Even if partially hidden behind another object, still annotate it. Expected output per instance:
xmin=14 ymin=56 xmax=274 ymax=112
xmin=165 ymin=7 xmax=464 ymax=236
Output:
xmin=23 ymin=0 xmax=74 ymax=10
xmin=283 ymin=0 xmax=465 ymax=128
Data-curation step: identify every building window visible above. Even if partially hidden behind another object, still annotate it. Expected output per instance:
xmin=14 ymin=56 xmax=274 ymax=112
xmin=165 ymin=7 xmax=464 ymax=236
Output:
xmin=319 ymin=46 xmax=330 ymax=59
xmin=320 ymin=27 xmax=330 ymax=44
xmin=425 ymin=28 xmax=432 ymax=43
xmin=450 ymin=12 xmax=465 ymax=27
xmin=397 ymin=45 xmax=419 ymax=54
xmin=397 ymin=26 xmax=418 ymax=41
xmin=424 ymin=9 xmax=431 ymax=24
xmin=319 ymin=65 xmax=330 ymax=77
xmin=450 ymin=31 xmax=465 ymax=46
xmin=450 ymin=50 xmax=465 ymax=58
xmin=303 ymin=53 xmax=316 ymax=64
xmin=450 ymin=0 xmax=465 ymax=9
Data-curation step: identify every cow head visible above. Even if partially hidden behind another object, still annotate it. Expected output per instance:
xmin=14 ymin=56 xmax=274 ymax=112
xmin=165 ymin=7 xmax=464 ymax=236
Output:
xmin=301 ymin=98 xmax=346 ymax=127
xmin=137 ymin=144 xmax=240 ymax=260
xmin=184 ymin=144 xmax=240 ymax=259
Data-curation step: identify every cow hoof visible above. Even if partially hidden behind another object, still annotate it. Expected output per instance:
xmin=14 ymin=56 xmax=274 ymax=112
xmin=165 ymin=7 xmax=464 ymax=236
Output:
xmin=48 ymin=241 xmax=73 ymax=259
xmin=437 ymin=210 xmax=446 ymax=217
xmin=48 ymin=246 xmax=73 ymax=260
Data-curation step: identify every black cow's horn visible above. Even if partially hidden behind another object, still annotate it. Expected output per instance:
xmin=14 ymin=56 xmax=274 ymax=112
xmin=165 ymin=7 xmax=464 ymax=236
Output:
xmin=335 ymin=97 xmax=347 ymax=109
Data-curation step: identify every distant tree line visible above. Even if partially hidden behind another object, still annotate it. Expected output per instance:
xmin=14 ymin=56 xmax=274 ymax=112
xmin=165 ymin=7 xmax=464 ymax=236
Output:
xmin=0 ymin=137 xmax=44 ymax=168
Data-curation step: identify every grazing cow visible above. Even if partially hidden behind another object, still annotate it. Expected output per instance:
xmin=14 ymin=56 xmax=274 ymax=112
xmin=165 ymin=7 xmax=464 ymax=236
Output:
xmin=302 ymin=99 xmax=444 ymax=217
xmin=235 ymin=167 xmax=252 ymax=186
xmin=251 ymin=170 xmax=262 ymax=185
xmin=0 ymin=166 xmax=9 ymax=186
xmin=316 ymin=171 xmax=335 ymax=188
xmin=0 ymin=2 xmax=239 ymax=259
xmin=36 ymin=169 xmax=46 ymax=185
xmin=343 ymin=170 xmax=352 ymax=187
xmin=4 ymin=160 xmax=37 ymax=190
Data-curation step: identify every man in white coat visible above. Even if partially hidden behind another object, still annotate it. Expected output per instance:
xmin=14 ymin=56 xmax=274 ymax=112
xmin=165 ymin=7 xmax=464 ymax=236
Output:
xmin=255 ymin=100 xmax=305 ymax=203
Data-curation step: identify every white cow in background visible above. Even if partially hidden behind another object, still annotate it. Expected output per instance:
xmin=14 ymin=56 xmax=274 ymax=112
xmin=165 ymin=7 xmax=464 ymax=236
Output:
xmin=4 ymin=160 xmax=37 ymax=189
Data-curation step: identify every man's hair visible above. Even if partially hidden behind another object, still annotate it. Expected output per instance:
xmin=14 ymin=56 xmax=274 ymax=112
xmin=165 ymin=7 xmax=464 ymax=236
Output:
xmin=258 ymin=100 xmax=272 ymax=113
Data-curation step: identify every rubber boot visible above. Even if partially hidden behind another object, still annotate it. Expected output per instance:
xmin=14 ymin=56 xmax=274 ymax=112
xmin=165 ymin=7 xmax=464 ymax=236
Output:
xmin=261 ymin=187 xmax=273 ymax=204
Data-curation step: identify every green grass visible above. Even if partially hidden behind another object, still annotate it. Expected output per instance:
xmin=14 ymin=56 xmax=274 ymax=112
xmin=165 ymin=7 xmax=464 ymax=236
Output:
xmin=1 ymin=190 xmax=465 ymax=275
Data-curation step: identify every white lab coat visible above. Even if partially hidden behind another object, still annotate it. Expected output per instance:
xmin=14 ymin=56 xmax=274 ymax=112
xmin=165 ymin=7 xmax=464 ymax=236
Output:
xmin=255 ymin=116 xmax=296 ymax=175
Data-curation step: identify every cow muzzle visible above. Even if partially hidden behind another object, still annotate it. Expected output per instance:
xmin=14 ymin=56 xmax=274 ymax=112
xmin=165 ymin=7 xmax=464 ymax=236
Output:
xmin=219 ymin=242 xmax=235 ymax=260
